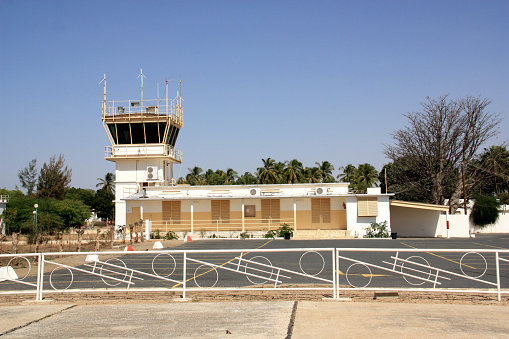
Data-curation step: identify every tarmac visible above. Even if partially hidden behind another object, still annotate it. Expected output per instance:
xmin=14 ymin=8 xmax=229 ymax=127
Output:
xmin=1 ymin=299 xmax=508 ymax=338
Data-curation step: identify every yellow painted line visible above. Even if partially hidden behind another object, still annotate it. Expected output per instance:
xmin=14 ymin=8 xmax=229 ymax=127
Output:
xmin=335 ymin=269 xmax=389 ymax=277
xmin=472 ymin=242 xmax=509 ymax=250
xmin=400 ymin=242 xmax=476 ymax=270
xmin=172 ymin=239 xmax=274 ymax=288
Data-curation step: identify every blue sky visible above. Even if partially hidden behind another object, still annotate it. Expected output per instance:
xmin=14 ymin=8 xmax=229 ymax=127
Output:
xmin=1 ymin=0 xmax=508 ymax=191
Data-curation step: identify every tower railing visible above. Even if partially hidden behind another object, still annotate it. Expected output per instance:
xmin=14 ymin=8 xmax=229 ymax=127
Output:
xmin=105 ymin=145 xmax=182 ymax=162
xmin=103 ymin=98 xmax=183 ymax=125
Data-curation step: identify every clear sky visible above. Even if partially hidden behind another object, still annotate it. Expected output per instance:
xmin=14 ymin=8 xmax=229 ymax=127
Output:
xmin=1 ymin=0 xmax=508 ymax=191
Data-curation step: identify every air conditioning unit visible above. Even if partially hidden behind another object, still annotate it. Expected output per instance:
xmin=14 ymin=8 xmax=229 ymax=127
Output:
xmin=147 ymin=166 xmax=158 ymax=180
xmin=316 ymin=187 xmax=328 ymax=195
xmin=250 ymin=188 xmax=260 ymax=196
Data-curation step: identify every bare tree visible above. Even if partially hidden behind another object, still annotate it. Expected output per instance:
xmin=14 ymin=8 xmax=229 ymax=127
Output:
xmin=384 ymin=95 xmax=501 ymax=212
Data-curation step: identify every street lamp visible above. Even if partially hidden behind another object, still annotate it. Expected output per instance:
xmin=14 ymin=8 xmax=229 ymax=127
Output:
xmin=34 ymin=204 xmax=38 ymax=237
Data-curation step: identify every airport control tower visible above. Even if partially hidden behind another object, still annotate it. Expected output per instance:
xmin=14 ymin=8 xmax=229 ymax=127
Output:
xmin=101 ymin=71 xmax=183 ymax=226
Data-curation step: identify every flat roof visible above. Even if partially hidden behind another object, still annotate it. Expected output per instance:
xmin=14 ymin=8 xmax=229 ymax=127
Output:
xmin=390 ymin=200 xmax=450 ymax=212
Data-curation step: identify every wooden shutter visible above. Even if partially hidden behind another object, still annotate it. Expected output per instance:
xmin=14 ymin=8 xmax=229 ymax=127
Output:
xmin=357 ymin=197 xmax=378 ymax=217
xmin=261 ymin=199 xmax=280 ymax=223
xmin=162 ymin=201 xmax=181 ymax=224
xmin=212 ymin=200 xmax=230 ymax=223
xmin=312 ymin=198 xmax=331 ymax=223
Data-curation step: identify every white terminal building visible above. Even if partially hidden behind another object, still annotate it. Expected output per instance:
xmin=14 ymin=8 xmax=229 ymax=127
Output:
xmin=102 ymin=73 xmax=393 ymax=239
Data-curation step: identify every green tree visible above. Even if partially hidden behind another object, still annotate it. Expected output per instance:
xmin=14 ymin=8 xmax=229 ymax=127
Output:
xmin=17 ymin=159 xmax=38 ymax=197
xmin=470 ymin=196 xmax=501 ymax=227
xmin=96 ymin=172 xmax=115 ymax=195
xmin=53 ymin=199 xmax=91 ymax=229
xmin=302 ymin=167 xmax=321 ymax=183
xmin=186 ymin=166 xmax=203 ymax=185
xmin=283 ymin=159 xmax=303 ymax=184
xmin=93 ymin=189 xmax=115 ymax=222
xmin=37 ymin=154 xmax=72 ymax=199
xmin=224 ymin=168 xmax=238 ymax=184
xmin=257 ymin=158 xmax=279 ymax=184
xmin=236 ymin=172 xmax=258 ymax=185
xmin=66 ymin=188 xmax=95 ymax=207
xmin=355 ymin=163 xmax=379 ymax=190
xmin=472 ymin=145 xmax=509 ymax=196
xmin=337 ymin=164 xmax=357 ymax=183
xmin=315 ymin=161 xmax=335 ymax=183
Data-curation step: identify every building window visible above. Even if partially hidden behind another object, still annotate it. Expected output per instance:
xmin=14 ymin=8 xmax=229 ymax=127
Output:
xmin=261 ymin=199 xmax=280 ymax=223
xmin=244 ymin=205 xmax=256 ymax=217
xmin=312 ymin=198 xmax=331 ymax=223
xmin=212 ymin=200 xmax=230 ymax=223
xmin=162 ymin=201 xmax=181 ymax=224
xmin=357 ymin=197 xmax=378 ymax=217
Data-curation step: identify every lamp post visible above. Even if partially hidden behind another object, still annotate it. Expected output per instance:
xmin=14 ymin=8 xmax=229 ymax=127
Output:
xmin=34 ymin=204 xmax=38 ymax=237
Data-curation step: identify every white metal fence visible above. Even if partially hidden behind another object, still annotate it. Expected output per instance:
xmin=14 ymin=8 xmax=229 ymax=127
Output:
xmin=1 ymin=247 xmax=508 ymax=301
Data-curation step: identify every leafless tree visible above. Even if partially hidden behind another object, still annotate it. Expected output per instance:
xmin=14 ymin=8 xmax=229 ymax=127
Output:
xmin=384 ymin=95 xmax=501 ymax=212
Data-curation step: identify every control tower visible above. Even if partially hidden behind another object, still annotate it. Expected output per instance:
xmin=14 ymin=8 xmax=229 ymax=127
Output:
xmin=101 ymin=71 xmax=183 ymax=226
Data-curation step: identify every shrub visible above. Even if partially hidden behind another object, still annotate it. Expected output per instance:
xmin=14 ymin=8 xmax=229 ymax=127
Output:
xmin=365 ymin=221 xmax=389 ymax=238
xmin=276 ymin=223 xmax=293 ymax=237
xmin=264 ymin=230 xmax=277 ymax=238
xmin=240 ymin=231 xmax=250 ymax=239
xmin=471 ymin=196 xmax=500 ymax=228
xmin=164 ymin=231 xmax=179 ymax=240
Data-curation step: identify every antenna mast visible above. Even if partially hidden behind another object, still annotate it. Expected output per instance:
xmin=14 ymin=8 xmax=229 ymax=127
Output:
xmin=99 ymin=74 xmax=106 ymax=114
xmin=138 ymin=68 xmax=146 ymax=109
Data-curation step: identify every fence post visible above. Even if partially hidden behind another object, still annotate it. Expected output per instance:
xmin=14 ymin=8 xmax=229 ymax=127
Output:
xmin=496 ymin=251 xmax=501 ymax=302
xmin=335 ymin=249 xmax=340 ymax=299
xmin=183 ymin=251 xmax=187 ymax=299
xmin=332 ymin=249 xmax=337 ymax=299
xmin=38 ymin=253 xmax=45 ymax=301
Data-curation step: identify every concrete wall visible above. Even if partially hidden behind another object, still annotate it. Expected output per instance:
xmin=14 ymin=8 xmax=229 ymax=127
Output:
xmin=346 ymin=195 xmax=391 ymax=238
xmin=390 ymin=206 xmax=441 ymax=237
xmin=470 ymin=213 xmax=509 ymax=234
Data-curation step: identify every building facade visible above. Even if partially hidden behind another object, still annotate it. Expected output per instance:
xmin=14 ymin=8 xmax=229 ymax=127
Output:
xmin=102 ymin=75 xmax=391 ymax=238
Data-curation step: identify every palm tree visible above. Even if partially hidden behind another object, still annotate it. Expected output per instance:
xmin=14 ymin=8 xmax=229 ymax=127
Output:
xmin=356 ymin=163 xmax=379 ymax=189
xmin=257 ymin=158 xmax=279 ymax=184
xmin=315 ymin=161 xmax=335 ymax=183
xmin=224 ymin=168 xmax=238 ymax=184
xmin=337 ymin=164 xmax=357 ymax=183
xmin=478 ymin=145 xmax=509 ymax=195
xmin=186 ymin=166 xmax=203 ymax=185
xmin=283 ymin=159 xmax=303 ymax=184
xmin=96 ymin=172 xmax=115 ymax=195
xmin=302 ymin=167 xmax=321 ymax=183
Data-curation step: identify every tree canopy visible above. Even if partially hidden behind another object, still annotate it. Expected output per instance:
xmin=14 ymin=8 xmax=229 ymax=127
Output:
xmin=384 ymin=95 xmax=501 ymax=212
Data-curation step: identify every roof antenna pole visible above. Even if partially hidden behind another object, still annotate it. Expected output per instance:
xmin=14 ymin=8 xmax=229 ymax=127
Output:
xmin=99 ymin=74 xmax=106 ymax=115
xmin=138 ymin=68 xmax=146 ymax=110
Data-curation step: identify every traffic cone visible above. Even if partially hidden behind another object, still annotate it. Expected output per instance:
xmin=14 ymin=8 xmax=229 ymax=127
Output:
xmin=185 ymin=235 xmax=192 ymax=242
xmin=124 ymin=245 xmax=134 ymax=251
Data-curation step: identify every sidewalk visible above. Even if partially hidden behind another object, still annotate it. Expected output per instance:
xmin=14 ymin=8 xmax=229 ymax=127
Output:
xmin=1 ymin=300 xmax=508 ymax=338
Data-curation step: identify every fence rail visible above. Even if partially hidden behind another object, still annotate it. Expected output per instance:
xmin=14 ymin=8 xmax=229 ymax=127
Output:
xmin=150 ymin=218 xmax=296 ymax=233
xmin=0 ymin=248 xmax=508 ymax=302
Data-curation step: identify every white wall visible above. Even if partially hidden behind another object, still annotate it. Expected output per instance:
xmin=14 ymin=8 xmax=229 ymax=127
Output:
xmin=346 ymin=195 xmax=391 ymax=237
xmin=470 ymin=213 xmax=509 ymax=234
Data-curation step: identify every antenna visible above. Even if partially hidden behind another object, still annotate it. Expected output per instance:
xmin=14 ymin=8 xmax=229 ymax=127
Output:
xmin=137 ymin=68 xmax=146 ymax=107
xmin=99 ymin=74 xmax=106 ymax=113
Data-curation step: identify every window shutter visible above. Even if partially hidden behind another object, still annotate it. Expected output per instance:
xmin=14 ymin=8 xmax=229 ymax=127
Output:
xmin=357 ymin=197 xmax=378 ymax=217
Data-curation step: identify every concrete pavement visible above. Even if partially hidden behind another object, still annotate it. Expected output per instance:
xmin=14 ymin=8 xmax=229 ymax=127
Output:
xmin=1 ymin=300 xmax=508 ymax=338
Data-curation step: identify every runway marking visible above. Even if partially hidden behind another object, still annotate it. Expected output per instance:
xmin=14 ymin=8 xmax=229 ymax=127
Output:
xmin=400 ymin=242 xmax=476 ymax=269
xmin=172 ymin=239 xmax=274 ymax=288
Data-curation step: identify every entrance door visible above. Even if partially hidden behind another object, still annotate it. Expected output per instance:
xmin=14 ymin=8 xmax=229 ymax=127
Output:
xmin=311 ymin=198 xmax=331 ymax=229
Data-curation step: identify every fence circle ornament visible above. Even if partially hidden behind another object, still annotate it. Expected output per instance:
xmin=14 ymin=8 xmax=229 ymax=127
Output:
xmin=100 ymin=258 xmax=129 ymax=286
xmin=151 ymin=253 xmax=176 ymax=278
xmin=49 ymin=267 xmax=74 ymax=290
xmin=401 ymin=256 xmax=431 ymax=286
xmin=193 ymin=264 xmax=218 ymax=288
xmin=7 ymin=256 xmax=31 ymax=280
xmin=244 ymin=256 xmax=274 ymax=285
xmin=345 ymin=263 xmax=372 ymax=288
xmin=299 ymin=251 xmax=325 ymax=276
xmin=460 ymin=252 xmax=487 ymax=279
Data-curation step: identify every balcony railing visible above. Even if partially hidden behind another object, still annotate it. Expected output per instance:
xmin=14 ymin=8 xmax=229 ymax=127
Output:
xmin=105 ymin=145 xmax=182 ymax=162
xmin=102 ymin=98 xmax=183 ymax=125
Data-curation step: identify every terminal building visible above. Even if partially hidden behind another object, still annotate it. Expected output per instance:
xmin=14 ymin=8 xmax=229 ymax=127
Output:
xmin=102 ymin=73 xmax=392 ymax=239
